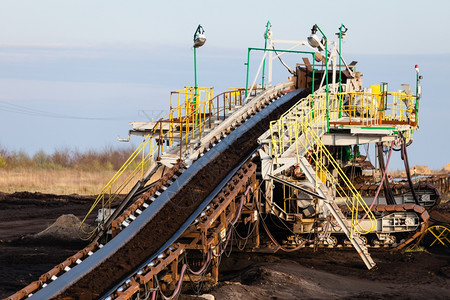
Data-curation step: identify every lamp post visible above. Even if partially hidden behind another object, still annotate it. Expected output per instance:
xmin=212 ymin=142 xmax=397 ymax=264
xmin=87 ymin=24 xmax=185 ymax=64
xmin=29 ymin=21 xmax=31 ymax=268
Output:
xmin=414 ymin=65 xmax=423 ymax=124
xmin=262 ymin=21 xmax=271 ymax=90
xmin=337 ymin=24 xmax=347 ymax=93
xmin=193 ymin=24 xmax=206 ymax=113
xmin=308 ymin=24 xmax=329 ymax=131
xmin=337 ymin=24 xmax=347 ymax=118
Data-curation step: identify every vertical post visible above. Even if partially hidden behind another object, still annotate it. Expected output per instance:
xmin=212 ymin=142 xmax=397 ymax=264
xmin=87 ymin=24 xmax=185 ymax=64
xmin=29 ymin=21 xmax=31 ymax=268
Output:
xmin=380 ymin=82 xmax=388 ymax=124
xmin=338 ymin=25 xmax=342 ymax=93
xmin=193 ymin=24 xmax=205 ymax=125
xmin=311 ymin=53 xmax=316 ymax=119
xmin=179 ymin=119 xmax=183 ymax=160
xmin=262 ymin=21 xmax=271 ymax=90
xmin=194 ymin=46 xmax=198 ymax=108
xmin=312 ymin=53 xmax=316 ymax=93
xmin=141 ymin=138 xmax=145 ymax=179
xmin=325 ymin=38 xmax=329 ymax=132
xmin=338 ymin=24 xmax=347 ymax=118
xmin=414 ymin=65 xmax=421 ymax=125
xmin=315 ymin=24 xmax=329 ymax=132
xmin=245 ymin=48 xmax=251 ymax=97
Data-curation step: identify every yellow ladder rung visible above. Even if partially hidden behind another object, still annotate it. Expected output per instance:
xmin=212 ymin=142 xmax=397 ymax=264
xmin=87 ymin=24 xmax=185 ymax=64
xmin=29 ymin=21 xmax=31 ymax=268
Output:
xmin=427 ymin=225 xmax=450 ymax=247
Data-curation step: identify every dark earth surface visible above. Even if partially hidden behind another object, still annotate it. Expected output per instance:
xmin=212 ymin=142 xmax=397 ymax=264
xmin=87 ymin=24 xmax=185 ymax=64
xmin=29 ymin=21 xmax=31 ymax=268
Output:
xmin=0 ymin=195 xmax=449 ymax=299
xmin=56 ymin=89 xmax=309 ymax=298
xmin=0 ymin=88 xmax=449 ymax=299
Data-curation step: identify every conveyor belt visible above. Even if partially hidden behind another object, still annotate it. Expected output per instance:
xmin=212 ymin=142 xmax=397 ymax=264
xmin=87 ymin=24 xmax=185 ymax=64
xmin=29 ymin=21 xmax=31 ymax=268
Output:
xmin=31 ymin=88 xmax=309 ymax=299
xmin=101 ymin=152 xmax=257 ymax=299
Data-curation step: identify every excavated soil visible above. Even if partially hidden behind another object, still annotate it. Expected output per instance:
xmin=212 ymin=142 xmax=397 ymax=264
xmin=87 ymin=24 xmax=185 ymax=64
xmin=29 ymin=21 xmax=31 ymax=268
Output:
xmin=0 ymin=90 xmax=449 ymax=298
xmin=0 ymin=193 xmax=448 ymax=299
xmin=60 ymin=90 xmax=309 ymax=298
xmin=0 ymin=192 xmax=95 ymax=298
xmin=206 ymin=247 xmax=450 ymax=300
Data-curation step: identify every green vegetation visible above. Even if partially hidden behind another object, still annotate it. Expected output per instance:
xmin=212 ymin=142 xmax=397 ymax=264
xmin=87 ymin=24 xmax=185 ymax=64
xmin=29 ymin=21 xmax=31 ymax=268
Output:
xmin=0 ymin=145 xmax=137 ymax=195
xmin=0 ymin=146 xmax=134 ymax=171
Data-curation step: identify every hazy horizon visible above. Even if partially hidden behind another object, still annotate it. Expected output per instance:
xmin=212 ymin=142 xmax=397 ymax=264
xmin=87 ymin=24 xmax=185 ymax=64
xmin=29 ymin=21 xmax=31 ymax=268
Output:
xmin=1 ymin=0 xmax=449 ymax=171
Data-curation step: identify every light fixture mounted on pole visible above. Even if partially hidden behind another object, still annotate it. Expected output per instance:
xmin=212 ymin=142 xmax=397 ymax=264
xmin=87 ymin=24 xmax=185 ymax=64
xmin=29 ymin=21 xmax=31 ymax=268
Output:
xmin=193 ymin=25 xmax=206 ymax=49
xmin=336 ymin=24 xmax=348 ymax=118
xmin=193 ymin=24 xmax=206 ymax=118
xmin=308 ymin=24 xmax=329 ymax=132
xmin=262 ymin=21 xmax=272 ymax=90
xmin=414 ymin=64 xmax=423 ymax=125
xmin=336 ymin=24 xmax=348 ymax=93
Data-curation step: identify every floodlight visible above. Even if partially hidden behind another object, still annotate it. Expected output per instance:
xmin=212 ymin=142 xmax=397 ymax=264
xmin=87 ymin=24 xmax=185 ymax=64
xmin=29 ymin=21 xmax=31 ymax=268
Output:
xmin=194 ymin=25 xmax=206 ymax=48
xmin=307 ymin=34 xmax=325 ymax=51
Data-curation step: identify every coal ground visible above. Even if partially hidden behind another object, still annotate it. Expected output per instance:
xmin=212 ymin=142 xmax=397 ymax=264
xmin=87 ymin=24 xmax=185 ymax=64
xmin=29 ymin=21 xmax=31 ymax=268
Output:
xmin=55 ymin=89 xmax=310 ymax=298
xmin=0 ymin=193 xmax=449 ymax=299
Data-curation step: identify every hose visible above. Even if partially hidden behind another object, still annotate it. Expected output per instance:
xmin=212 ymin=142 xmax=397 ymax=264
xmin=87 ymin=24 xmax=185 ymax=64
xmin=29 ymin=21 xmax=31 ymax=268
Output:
xmin=187 ymin=251 xmax=211 ymax=276
xmin=158 ymin=264 xmax=187 ymax=300
xmin=377 ymin=142 xmax=396 ymax=205
xmin=401 ymin=136 xmax=419 ymax=205
xmin=272 ymin=45 xmax=295 ymax=75
xmin=360 ymin=141 xmax=394 ymax=222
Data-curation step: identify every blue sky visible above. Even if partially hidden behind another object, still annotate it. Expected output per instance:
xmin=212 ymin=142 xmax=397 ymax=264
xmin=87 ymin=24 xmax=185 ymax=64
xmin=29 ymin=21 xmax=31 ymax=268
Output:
xmin=0 ymin=0 xmax=449 ymax=170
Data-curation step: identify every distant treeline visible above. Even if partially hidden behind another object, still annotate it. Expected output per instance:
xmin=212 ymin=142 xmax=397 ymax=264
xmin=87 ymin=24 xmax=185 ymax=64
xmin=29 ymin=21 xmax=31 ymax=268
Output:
xmin=0 ymin=146 xmax=134 ymax=171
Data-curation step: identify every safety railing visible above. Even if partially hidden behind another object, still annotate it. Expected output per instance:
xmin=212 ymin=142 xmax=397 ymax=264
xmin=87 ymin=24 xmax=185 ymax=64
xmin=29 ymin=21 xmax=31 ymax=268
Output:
xmin=79 ymin=87 xmax=249 ymax=239
xmin=270 ymin=93 xmax=377 ymax=236
xmin=269 ymin=93 xmax=328 ymax=161
xmin=158 ymin=87 xmax=248 ymax=156
xmin=426 ymin=225 xmax=450 ymax=247
xmin=329 ymin=90 xmax=417 ymax=126
xmin=300 ymin=121 xmax=377 ymax=236
xmin=79 ymin=135 xmax=158 ymax=239
xmin=150 ymin=86 xmax=257 ymax=159
xmin=166 ymin=86 xmax=214 ymax=143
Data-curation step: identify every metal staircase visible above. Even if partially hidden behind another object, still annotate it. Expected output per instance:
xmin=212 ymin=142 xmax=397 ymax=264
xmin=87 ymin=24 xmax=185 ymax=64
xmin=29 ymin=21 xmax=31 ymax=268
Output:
xmin=269 ymin=93 xmax=377 ymax=269
xmin=298 ymin=156 xmax=376 ymax=269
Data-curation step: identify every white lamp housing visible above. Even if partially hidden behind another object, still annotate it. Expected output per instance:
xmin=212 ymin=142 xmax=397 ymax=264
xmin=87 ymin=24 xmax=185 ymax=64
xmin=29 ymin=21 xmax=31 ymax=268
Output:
xmin=194 ymin=33 xmax=206 ymax=48
xmin=307 ymin=34 xmax=325 ymax=52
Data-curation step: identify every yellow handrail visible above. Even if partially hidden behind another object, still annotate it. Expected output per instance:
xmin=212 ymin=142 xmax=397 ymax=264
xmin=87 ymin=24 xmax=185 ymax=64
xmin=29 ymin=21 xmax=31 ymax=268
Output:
xmin=426 ymin=225 xmax=450 ymax=247
xmin=79 ymin=135 xmax=158 ymax=239
xmin=270 ymin=93 xmax=377 ymax=236
xmin=329 ymin=90 xmax=417 ymax=126
xmin=79 ymin=86 xmax=248 ymax=239
xmin=301 ymin=123 xmax=377 ymax=235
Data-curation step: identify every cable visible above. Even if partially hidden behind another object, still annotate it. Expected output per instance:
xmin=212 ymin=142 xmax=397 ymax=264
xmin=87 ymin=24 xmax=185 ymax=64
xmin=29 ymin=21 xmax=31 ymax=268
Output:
xmin=372 ymin=142 xmax=393 ymax=208
xmin=256 ymin=186 xmax=311 ymax=251
xmin=272 ymin=45 xmax=295 ymax=75
xmin=359 ymin=141 xmax=394 ymax=222
xmin=155 ymin=264 xmax=187 ymax=300
xmin=258 ymin=201 xmax=307 ymax=252
xmin=401 ymin=134 xmax=419 ymax=205
xmin=0 ymin=100 xmax=127 ymax=120
xmin=377 ymin=142 xmax=396 ymax=205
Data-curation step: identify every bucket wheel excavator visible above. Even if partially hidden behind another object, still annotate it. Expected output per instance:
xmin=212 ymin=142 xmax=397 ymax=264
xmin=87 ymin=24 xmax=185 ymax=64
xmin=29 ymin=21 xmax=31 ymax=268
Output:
xmin=7 ymin=23 xmax=445 ymax=300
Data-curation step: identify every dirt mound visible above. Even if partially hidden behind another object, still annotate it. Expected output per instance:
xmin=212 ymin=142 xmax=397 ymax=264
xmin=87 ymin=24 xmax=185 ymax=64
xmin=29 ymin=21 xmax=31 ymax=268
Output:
xmin=441 ymin=163 xmax=450 ymax=173
xmin=208 ymin=250 xmax=450 ymax=300
xmin=391 ymin=165 xmax=433 ymax=177
xmin=414 ymin=165 xmax=432 ymax=175
xmin=32 ymin=214 xmax=84 ymax=241
xmin=389 ymin=164 xmax=450 ymax=178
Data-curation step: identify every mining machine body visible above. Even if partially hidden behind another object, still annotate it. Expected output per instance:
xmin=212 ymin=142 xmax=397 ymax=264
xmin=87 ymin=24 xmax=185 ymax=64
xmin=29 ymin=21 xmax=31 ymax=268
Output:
xmin=8 ymin=23 xmax=443 ymax=300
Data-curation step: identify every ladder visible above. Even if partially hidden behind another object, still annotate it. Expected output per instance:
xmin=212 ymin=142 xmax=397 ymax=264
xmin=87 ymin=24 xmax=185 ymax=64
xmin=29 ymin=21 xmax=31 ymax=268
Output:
xmin=269 ymin=93 xmax=377 ymax=269
xmin=298 ymin=156 xmax=376 ymax=269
